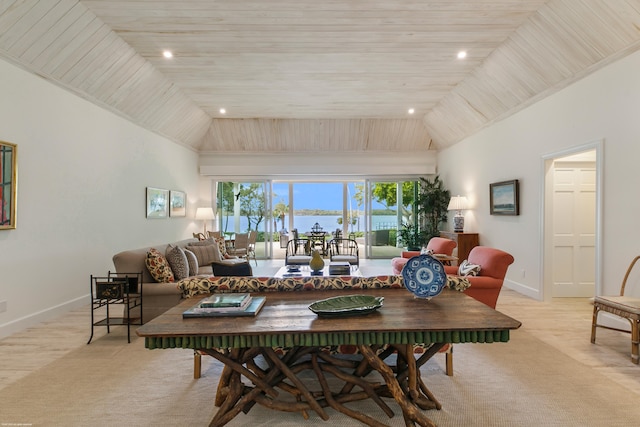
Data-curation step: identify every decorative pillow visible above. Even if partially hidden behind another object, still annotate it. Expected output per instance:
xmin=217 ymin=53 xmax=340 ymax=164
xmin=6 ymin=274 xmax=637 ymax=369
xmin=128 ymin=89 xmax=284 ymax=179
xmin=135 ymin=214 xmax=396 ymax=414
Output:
xmin=214 ymin=237 xmax=228 ymax=257
xmin=183 ymin=249 xmax=199 ymax=276
xmin=145 ymin=248 xmax=175 ymax=283
xmin=458 ymin=259 xmax=481 ymax=277
xmin=188 ymin=238 xmax=215 ymax=246
xmin=420 ymin=247 xmax=434 ymax=255
xmin=188 ymin=244 xmax=219 ymax=266
xmin=165 ymin=245 xmax=189 ymax=280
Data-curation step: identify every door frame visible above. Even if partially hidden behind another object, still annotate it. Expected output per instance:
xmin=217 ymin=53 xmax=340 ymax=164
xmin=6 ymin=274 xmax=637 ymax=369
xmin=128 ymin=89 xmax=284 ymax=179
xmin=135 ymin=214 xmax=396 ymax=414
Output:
xmin=541 ymin=139 xmax=603 ymax=301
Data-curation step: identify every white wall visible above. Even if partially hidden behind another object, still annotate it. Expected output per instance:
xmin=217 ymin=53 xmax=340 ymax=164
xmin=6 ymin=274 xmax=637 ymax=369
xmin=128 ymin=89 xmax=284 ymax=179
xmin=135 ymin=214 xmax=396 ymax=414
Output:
xmin=437 ymin=48 xmax=640 ymax=300
xmin=0 ymin=59 xmax=207 ymax=338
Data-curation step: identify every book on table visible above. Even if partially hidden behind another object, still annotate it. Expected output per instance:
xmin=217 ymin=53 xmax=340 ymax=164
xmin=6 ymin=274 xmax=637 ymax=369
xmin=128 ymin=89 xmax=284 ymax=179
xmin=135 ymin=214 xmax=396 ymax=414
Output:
xmin=183 ymin=296 xmax=266 ymax=318
xmin=198 ymin=293 xmax=251 ymax=309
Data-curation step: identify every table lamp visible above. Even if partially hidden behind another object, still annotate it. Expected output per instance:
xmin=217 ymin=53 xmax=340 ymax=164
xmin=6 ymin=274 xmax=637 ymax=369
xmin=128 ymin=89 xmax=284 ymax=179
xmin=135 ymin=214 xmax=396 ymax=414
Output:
xmin=195 ymin=207 xmax=215 ymax=235
xmin=447 ymin=196 xmax=468 ymax=233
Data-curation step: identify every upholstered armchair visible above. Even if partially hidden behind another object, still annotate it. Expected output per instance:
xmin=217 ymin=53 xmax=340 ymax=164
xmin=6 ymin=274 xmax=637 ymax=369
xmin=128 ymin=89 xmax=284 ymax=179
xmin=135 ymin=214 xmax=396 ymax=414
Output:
xmin=391 ymin=237 xmax=457 ymax=275
xmin=439 ymin=246 xmax=514 ymax=375
xmin=443 ymin=246 xmax=515 ymax=309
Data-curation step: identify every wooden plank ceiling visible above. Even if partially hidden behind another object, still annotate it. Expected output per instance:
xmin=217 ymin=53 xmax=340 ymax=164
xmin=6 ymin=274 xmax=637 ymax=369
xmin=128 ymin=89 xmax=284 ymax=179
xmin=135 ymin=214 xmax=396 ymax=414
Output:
xmin=1 ymin=1 xmax=640 ymax=153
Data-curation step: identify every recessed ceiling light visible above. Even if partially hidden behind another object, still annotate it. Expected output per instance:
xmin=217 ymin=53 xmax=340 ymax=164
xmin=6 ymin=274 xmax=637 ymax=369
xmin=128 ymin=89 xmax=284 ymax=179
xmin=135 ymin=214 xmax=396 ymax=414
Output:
xmin=163 ymin=50 xmax=173 ymax=59
xmin=219 ymin=108 xmax=226 ymax=114
xmin=457 ymin=51 xmax=467 ymax=59
xmin=408 ymin=108 xmax=415 ymax=114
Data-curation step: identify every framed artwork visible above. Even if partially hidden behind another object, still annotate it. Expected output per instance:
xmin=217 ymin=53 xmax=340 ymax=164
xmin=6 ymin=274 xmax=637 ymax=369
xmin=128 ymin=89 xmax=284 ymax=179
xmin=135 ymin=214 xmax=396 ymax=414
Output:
xmin=1 ymin=140 xmax=17 ymax=229
xmin=146 ymin=187 xmax=169 ymax=218
xmin=169 ymin=190 xmax=186 ymax=217
xmin=490 ymin=179 xmax=520 ymax=215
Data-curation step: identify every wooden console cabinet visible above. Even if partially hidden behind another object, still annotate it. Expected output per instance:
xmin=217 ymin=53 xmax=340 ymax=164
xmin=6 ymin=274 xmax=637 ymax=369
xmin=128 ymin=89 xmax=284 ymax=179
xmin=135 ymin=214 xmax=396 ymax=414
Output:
xmin=439 ymin=231 xmax=479 ymax=265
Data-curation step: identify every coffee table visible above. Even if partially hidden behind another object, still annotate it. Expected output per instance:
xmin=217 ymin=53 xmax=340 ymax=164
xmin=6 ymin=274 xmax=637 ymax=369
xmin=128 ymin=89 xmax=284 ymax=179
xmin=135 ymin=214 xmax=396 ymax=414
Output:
xmin=137 ymin=288 xmax=521 ymax=426
xmin=274 ymin=264 xmax=363 ymax=278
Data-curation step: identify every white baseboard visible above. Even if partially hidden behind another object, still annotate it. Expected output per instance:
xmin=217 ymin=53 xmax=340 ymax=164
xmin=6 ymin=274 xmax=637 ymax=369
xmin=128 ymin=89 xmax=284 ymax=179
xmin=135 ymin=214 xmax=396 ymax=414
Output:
xmin=0 ymin=294 xmax=89 ymax=340
xmin=504 ymin=279 xmax=541 ymax=301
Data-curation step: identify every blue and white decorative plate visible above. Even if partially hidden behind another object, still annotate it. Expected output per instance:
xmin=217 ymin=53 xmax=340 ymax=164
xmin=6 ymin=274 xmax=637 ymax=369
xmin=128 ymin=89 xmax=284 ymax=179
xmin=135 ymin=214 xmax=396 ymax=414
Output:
xmin=402 ymin=254 xmax=447 ymax=299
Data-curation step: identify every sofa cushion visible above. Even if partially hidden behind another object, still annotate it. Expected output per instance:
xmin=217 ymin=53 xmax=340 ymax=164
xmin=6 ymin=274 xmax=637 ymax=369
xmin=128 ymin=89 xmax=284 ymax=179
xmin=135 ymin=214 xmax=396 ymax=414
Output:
xmin=188 ymin=244 xmax=219 ymax=265
xmin=145 ymin=248 xmax=175 ymax=283
xmin=188 ymin=239 xmax=224 ymax=261
xmin=166 ymin=245 xmax=189 ymax=280
xmin=183 ymin=249 xmax=199 ymax=276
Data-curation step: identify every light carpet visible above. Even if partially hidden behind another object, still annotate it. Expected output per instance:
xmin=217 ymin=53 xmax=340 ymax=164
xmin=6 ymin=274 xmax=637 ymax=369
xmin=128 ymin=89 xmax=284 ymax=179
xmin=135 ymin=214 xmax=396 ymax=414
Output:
xmin=1 ymin=325 xmax=639 ymax=427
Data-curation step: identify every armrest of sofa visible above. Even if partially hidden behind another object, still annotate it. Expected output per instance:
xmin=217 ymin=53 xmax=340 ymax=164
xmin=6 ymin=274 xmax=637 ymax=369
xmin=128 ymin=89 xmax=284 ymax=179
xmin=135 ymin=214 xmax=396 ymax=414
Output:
xmin=211 ymin=260 xmax=253 ymax=277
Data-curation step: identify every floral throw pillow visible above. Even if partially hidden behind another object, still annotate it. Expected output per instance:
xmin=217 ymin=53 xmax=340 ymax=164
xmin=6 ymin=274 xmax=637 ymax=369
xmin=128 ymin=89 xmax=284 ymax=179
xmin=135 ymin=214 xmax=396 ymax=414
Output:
xmin=145 ymin=248 xmax=175 ymax=283
xmin=214 ymin=237 xmax=229 ymax=258
xmin=458 ymin=259 xmax=481 ymax=277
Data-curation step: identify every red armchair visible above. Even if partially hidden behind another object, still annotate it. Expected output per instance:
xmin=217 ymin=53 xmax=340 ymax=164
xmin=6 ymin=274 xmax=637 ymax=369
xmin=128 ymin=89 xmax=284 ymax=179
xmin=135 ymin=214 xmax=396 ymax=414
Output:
xmin=444 ymin=246 xmax=515 ymax=309
xmin=442 ymin=246 xmax=514 ymax=375
xmin=391 ymin=237 xmax=457 ymax=275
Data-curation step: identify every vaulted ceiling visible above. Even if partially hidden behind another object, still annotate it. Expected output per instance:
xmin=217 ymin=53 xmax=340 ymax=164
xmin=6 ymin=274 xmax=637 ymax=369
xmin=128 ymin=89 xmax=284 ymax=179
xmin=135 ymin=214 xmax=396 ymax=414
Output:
xmin=1 ymin=1 xmax=640 ymax=153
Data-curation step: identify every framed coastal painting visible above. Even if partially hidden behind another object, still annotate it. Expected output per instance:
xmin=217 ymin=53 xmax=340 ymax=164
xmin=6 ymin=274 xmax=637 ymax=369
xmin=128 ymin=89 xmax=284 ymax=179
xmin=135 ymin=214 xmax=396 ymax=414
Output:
xmin=490 ymin=179 xmax=519 ymax=215
xmin=1 ymin=140 xmax=17 ymax=229
xmin=146 ymin=187 xmax=169 ymax=218
xmin=169 ymin=190 xmax=186 ymax=217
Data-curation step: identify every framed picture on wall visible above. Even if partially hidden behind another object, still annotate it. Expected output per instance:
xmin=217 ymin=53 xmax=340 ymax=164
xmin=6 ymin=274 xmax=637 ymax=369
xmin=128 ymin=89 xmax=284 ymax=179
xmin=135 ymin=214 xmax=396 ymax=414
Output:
xmin=169 ymin=190 xmax=186 ymax=217
xmin=0 ymin=140 xmax=17 ymax=229
xmin=490 ymin=179 xmax=519 ymax=215
xmin=146 ymin=187 xmax=169 ymax=218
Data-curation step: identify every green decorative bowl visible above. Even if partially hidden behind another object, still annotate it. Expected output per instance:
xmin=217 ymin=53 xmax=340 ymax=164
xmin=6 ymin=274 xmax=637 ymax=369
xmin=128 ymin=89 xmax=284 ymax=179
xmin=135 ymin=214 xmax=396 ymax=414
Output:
xmin=308 ymin=295 xmax=384 ymax=317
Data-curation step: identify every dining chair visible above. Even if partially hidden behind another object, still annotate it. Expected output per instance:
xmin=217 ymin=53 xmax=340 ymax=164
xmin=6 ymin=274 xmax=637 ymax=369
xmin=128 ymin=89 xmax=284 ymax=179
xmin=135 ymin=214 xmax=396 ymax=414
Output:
xmin=247 ymin=230 xmax=258 ymax=265
xmin=227 ymin=233 xmax=249 ymax=260
xmin=207 ymin=231 xmax=221 ymax=239
xmin=591 ymin=255 xmax=640 ymax=364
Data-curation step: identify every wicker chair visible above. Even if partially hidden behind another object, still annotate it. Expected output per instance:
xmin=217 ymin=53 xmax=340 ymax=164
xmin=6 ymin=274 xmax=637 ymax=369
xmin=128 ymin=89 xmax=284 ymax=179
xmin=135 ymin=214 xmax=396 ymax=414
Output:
xmin=591 ymin=255 xmax=640 ymax=364
xmin=227 ymin=233 xmax=249 ymax=260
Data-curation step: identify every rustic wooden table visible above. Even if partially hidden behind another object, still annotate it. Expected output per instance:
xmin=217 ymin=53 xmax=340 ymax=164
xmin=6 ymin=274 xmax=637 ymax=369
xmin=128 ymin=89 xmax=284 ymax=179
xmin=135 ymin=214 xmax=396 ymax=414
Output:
xmin=137 ymin=289 xmax=521 ymax=427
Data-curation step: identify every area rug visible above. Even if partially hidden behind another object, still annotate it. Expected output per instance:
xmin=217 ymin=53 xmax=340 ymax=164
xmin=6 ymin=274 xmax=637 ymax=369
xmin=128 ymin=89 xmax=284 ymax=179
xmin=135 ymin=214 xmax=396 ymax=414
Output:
xmin=1 ymin=327 xmax=639 ymax=426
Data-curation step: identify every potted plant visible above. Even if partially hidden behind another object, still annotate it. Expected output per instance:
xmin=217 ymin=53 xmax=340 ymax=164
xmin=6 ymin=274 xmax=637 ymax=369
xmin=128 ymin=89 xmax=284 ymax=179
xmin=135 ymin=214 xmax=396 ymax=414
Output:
xmin=416 ymin=175 xmax=450 ymax=242
xmin=398 ymin=222 xmax=424 ymax=251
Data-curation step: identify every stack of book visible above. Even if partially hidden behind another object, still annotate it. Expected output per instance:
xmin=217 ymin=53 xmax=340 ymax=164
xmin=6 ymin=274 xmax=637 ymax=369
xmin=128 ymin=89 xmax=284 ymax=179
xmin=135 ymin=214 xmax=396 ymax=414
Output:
xmin=182 ymin=293 xmax=266 ymax=318
xmin=329 ymin=261 xmax=351 ymax=275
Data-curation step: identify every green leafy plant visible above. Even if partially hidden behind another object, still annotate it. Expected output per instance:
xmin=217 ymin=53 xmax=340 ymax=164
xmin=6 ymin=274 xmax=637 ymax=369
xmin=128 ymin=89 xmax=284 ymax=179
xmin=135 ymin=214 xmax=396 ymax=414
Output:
xmin=398 ymin=222 xmax=425 ymax=251
xmin=416 ymin=175 xmax=450 ymax=242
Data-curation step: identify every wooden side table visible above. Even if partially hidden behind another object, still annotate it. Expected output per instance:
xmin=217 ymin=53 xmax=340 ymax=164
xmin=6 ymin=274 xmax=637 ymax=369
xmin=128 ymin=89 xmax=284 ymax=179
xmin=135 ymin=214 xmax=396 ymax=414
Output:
xmin=439 ymin=231 xmax=479 ymax=265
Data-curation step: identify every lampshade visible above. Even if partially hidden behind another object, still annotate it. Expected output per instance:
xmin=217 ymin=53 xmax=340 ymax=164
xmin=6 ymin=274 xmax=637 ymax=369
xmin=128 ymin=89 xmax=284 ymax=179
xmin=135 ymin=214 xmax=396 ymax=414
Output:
xmin=195 ymin=207 xmax=215 ymax=220
xmin=447 ymin=196 xmax=468 ymax=211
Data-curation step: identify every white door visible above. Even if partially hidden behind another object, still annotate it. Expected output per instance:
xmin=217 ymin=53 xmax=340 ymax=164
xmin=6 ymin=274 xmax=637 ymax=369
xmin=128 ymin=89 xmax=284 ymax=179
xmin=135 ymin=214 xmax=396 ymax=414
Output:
xmin=552 ymin=159 xmax=596 ymax=297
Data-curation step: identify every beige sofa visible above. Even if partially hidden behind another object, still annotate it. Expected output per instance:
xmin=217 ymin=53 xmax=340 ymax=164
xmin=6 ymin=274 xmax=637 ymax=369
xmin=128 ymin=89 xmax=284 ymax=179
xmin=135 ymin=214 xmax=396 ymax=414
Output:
xmin=112 ymin=238 xmax=250 ymax=322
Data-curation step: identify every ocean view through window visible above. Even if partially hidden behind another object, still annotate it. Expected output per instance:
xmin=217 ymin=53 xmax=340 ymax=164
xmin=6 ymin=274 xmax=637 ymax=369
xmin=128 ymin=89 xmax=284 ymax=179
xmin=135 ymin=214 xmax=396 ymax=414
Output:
xmin=217 ymin=180 xmax=418 ymax=260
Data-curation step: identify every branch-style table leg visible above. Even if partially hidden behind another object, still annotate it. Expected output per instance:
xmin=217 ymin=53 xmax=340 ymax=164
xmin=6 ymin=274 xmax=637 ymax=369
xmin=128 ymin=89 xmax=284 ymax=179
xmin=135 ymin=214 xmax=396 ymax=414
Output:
xmin=201 ymin=343 xmax=444 ymax=427
xmin=358 ymin=344 xmax=438 ymax=427
xmin=311 ymin=353 xmax=389 ymax=427
xmin=262 ymin=347 xmax=330 ymax=421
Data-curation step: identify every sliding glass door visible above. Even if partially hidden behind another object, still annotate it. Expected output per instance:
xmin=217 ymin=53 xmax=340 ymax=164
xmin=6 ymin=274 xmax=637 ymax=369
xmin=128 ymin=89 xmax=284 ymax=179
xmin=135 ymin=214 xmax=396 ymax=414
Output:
xmin=216 ymin=179 xmax=420 ymax=260
xmin=217 ymin=181 xmax=272 ymax=260
xmin=365 ymin=179 xmax=417 ymax=258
